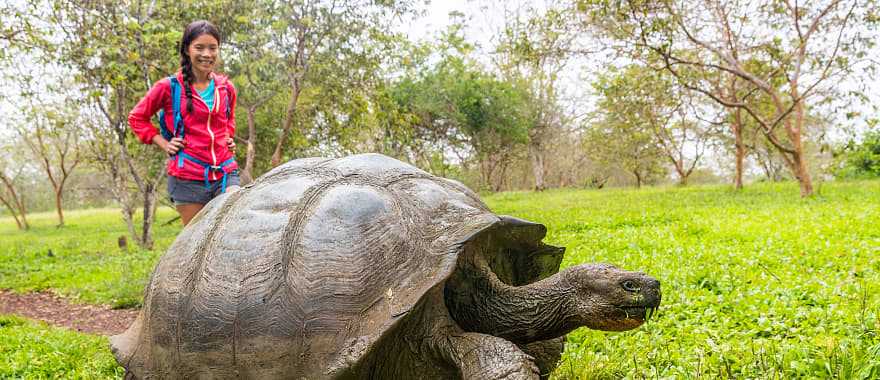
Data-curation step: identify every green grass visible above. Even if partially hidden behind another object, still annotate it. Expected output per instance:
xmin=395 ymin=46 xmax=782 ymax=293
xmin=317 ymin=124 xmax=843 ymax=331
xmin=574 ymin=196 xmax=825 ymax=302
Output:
xmin=483 ymin=181 xmax=880 ymax=379
xmin=0 ymin=315 xmax=123 ymax=379
xmin=0 ymin=207 xmax=179 ymax=308
xmin=1 ymin=181 xmax=879 ymax=378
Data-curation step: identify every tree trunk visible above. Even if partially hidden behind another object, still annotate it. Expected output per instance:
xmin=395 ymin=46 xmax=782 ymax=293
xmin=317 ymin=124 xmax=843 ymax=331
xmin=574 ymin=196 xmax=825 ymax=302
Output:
xmin=0 ymin=175 xmax=29 ymax=230
xmin=271 ymin=83 xmax=302 ymax=167
xmin=121 ymin=203 xmax=137 ymax=247
xmin=140 ymin=185 xmax=157 ymax=250
xmin=0 ymin=197 xmax=24 ymax=230
xmin=495 ymin=160 xmax=509 ymax=192
xmin=18 ymin=203 xmax=29 ymax=230
xmin=54 ymin=187 xmax=64 ymax=227
xmin=789 ymin=131 xmax=813 ymax=197
xmin=139 ymin=171 xmax=166 ymax=250
xmin=242 ymin=106 xmax=258 ymax=184
xmin=633 ymin=171 xmax=642 ymax=188
xmin=733 ymin=109 xmax=745 ymax=190
xmin=786 ymin=96 xmax=813 ymax=197
xmin=677 ymin=169 xmax=688 ymax=186
xmin=528 ymin=141 xmax=546 ymax=191
xmin=109 ymin=161 xmax=139 ymax=249
xmin=481 ymin=159 xmax=494 ymax=191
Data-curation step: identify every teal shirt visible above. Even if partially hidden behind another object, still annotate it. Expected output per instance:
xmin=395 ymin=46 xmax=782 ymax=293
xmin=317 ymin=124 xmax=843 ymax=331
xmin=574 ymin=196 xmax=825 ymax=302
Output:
xmin=198 ymin=78 xmax=215 ymax=111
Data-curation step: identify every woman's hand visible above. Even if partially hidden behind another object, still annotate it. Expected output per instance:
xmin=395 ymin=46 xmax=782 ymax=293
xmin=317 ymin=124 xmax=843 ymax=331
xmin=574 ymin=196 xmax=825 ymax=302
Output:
xmin=153 ymin=135 xmax=185 ymax=155
xmin=227 ymin=137 xmax=236 ymax=152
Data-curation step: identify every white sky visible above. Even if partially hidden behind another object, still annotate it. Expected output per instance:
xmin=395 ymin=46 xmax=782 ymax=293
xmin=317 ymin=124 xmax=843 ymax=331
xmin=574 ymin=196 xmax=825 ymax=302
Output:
xmin=403 ymin=0 xmax=503 ymax=48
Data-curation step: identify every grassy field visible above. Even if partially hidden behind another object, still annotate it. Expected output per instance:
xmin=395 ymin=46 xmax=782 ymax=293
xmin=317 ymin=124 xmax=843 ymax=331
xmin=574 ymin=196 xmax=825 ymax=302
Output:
xmin=1 ymin=181 xmax=879 ymax=378
xmin=0 ymin=315 xmax=122 ymax=378
xmin=0 ymin=207 xmax=179 ymax=308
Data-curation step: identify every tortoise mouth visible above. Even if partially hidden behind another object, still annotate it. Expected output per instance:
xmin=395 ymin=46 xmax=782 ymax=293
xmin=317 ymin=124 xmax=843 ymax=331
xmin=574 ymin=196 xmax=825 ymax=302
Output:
xmin=619 ymin=305 xmax=659 ymax=322
xmin=586 ymin=305 xmax=660 ymax=331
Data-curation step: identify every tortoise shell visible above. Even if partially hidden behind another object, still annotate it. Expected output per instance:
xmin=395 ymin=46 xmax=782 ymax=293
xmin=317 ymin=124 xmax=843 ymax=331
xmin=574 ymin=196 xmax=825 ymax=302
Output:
xmin=110 ymin=153 xmax=563 ymax=378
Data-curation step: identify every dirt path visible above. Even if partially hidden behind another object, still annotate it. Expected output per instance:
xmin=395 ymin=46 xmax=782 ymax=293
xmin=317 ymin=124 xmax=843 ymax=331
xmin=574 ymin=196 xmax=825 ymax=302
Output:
xmin=0 ymin=290 xmax=138 ymax=336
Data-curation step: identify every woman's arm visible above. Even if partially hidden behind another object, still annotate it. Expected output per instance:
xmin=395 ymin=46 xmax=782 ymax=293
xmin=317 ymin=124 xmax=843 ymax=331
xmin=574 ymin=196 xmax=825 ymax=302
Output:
xmin=130 ymin=80 xmax=185 ymax=155
xmin=227 ymin=81 xmax=237 ymax=138
xmin=128 ymin=80 xmax=169 ymax=145
xmin=226 ymin=82 xmax=237 ymax=152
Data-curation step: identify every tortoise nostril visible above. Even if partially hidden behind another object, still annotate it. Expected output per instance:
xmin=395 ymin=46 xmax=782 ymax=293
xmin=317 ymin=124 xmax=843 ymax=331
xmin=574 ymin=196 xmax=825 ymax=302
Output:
xmin=622 ymin=280 xmax=639 ymax=292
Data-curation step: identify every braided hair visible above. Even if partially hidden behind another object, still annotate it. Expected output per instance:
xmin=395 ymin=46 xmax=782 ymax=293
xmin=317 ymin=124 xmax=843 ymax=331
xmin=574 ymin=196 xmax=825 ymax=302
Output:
xmin=178 ymin=20 xmax=222 ymax=113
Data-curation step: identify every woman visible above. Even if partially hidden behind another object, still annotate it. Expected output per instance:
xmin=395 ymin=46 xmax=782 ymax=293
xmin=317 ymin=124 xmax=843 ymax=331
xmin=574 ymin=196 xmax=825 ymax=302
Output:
xmin=129 ymin=20 xmax=239 ymax=226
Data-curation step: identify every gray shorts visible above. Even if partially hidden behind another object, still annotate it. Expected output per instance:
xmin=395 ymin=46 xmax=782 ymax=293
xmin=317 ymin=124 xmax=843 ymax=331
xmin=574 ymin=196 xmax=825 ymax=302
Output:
xmin=168 ymin=171 xmax=240 ymax=205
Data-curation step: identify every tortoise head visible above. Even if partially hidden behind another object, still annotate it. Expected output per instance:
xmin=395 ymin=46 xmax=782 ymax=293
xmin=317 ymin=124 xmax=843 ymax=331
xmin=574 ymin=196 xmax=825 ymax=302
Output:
xmin=561 ymin=263 xmax=661 ymax=331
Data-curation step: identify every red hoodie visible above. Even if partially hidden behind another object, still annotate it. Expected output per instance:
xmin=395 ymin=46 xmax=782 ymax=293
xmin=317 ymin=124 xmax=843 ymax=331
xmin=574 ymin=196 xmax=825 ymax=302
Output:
xmin=129 ymin=71 xmax=238 ymax=181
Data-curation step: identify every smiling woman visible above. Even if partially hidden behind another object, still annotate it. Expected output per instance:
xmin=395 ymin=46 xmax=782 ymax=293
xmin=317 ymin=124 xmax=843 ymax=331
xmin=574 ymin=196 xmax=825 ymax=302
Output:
xmin=128 ymin=20 xmax=240 ymax=226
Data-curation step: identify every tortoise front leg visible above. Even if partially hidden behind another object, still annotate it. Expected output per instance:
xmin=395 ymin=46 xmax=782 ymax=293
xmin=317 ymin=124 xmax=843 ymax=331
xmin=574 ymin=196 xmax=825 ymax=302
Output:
xmin=442 ymin=332 xmax=540 ymax=380
xmin=518 ymin=337 xmax=564 ymax=380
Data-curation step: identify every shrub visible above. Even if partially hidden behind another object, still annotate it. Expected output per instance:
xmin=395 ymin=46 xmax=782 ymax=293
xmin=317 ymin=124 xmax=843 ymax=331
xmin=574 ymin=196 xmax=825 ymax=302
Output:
xmin=834 ymin=130 xmax=880 ymax=178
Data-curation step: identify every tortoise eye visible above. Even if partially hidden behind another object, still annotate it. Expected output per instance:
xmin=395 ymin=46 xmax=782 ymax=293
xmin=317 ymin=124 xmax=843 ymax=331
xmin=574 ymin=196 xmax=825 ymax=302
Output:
xmin=622 ymin=280 xmax=639 ymax=292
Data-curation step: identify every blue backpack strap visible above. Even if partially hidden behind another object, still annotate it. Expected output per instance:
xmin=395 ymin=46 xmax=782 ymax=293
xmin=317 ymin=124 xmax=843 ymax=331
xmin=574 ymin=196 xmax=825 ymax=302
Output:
xmin=177 ymin=151 xmax=236 ymax=193
xmin=157 ymin=76 xmax=184 ymax=140
xmin=169 ymin=77 xmax=184 ymax=138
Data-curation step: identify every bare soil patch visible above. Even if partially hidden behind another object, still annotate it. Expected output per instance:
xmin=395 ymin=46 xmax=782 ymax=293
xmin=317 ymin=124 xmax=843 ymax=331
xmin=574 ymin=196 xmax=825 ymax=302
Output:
xmin=0 ymin=290 xmax=138 ymax=336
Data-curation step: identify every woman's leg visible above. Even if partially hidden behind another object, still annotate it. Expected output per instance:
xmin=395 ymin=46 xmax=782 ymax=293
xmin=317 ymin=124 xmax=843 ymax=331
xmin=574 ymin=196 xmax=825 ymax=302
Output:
xmin=176 ymin=203 xmax=205 ymax=226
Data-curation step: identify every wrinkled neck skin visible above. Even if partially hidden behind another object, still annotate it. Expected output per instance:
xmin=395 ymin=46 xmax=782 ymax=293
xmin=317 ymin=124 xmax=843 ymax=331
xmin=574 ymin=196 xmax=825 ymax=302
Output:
xmin=445 ymin=257 xmax=591 ymax=344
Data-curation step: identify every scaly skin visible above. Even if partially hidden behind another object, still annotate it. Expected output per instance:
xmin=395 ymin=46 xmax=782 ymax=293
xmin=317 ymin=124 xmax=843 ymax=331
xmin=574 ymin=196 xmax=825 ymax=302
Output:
xmin=446 ymin=257 xmax=661 ymax=343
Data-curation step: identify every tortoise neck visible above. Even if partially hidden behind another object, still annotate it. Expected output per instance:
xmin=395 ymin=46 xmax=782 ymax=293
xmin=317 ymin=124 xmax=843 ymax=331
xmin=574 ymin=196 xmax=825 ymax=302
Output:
xmin=444 ymin=260 xmax=582 ymax=343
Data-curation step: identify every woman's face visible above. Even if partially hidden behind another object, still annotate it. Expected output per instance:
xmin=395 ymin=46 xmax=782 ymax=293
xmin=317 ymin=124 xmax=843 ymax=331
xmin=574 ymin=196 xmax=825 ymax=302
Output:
xmin=187 ymin=33 xmax=219 ymax=74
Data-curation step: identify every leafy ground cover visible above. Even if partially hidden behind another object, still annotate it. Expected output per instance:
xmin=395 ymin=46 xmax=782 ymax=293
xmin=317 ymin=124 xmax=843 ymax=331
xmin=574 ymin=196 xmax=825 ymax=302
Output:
xmin=0 ymin=314 xmax=122 ymax=378
xmin=1 ymin=181 xmax=879 ymax=378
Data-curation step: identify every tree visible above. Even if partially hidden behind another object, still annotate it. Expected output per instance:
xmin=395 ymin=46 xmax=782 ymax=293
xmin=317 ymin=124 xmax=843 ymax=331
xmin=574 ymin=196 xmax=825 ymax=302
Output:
xmin=580 ymin=0 xmax=878 ymax=196
xmin=265 ymin=0 xmax=417 ymax=167
xmin=698 ymin=68 xmax=749 ymax=190
xmin=0 ymin=143 xmax=31 ymax=230
xmin=20 ymin=106 xmax=83 ymax=227
xmin=388 ymin=49 xmax=533 ymax=191
xmin=4 ymin=58 xmax=86 ymax=228
xmin=223 ymin=5 xmax=286 ymax=184
xmin=582 ymin=117 xmax=667 ymax=188
xmin=833 ymin=129 xmax=880 ymax=178
xmin=594 ymin=64 xmax=713 ymax=185
xmin=491 ymin=2 xmax=581 ymax=190
xmin=0 ymin=2 xmax=39 ymax=59
xmin=587 ymin=68 xmax=668 ymax=188
xmin=433 ymin=66 xmax=529 ymax=190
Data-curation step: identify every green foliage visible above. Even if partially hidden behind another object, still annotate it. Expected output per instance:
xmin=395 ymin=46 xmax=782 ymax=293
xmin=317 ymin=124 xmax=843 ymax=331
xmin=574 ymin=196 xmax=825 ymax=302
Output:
xmin=2 ymin=181 xmax=880 ymax=377
xmin=834 ymin=130 xmax=880 ymax=179
xmin=485 ymin=180 xmax=880 ymax=378
xmin=0 ymin=208 xmax=179 ymax=307
xmin=585 ymin=65 xmax=670 ymax=186
xmin=0 ymin=315 xmax=123 ymax=378
xmin=257 ymin=0 xmax=419 ymax=164
xmin=386 ymin=45 xmax=534 ymax=190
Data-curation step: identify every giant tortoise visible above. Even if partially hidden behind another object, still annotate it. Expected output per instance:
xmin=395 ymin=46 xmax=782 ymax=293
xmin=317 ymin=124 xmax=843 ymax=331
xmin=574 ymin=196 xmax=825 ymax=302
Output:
xmin=110 ymin=153 xmax=661 ymax=379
